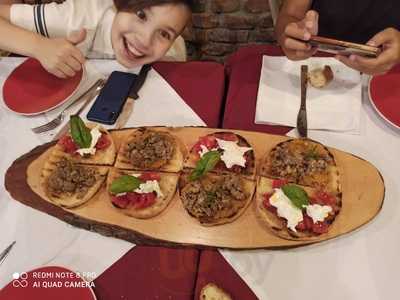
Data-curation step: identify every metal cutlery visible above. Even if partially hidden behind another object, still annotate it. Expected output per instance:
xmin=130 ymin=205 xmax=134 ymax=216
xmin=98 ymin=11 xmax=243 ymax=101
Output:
xmin=31 ymin=78 xmax=105 ymax=134
xmin=297 ymin=65 xmax=308 ymax=138
xmin=0 ymin=241 xmax=16 ymax=267
xmin=115 ymin=64 xmax=152 ymax=129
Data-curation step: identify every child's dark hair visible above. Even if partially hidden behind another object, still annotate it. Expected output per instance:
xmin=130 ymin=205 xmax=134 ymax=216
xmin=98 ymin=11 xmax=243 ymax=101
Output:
xmin=114 ymin=0 xmax=193 ymax=12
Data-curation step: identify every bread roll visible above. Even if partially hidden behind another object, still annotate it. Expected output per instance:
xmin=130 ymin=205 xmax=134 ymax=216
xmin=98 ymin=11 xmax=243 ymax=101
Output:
xmin=200 ymin=283 xmax=232 ymax=300
xmin=308 ymin=65 xmax=334 ymax=88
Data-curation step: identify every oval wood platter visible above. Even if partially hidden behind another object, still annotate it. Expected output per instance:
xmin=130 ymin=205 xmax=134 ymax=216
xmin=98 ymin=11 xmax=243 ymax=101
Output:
xmin=5 ymin=127 xmax=385 ymax=249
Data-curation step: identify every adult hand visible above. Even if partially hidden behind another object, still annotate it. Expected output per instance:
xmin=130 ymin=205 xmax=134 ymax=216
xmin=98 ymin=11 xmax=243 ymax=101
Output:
xmin=35 ymin=28 xmax=86 ymax=78
xmin=279 ymin=10 xmax=319 ymax=60
xmin=336 ymin=28 xmax=400 ymax=75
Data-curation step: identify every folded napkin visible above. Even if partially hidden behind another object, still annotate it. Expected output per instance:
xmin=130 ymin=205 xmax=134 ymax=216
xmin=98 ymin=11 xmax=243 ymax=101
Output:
xmin=0 ymin=58 xmax=205 ymax=288
xmin=255 ymin=56 xmax=362 ymax=133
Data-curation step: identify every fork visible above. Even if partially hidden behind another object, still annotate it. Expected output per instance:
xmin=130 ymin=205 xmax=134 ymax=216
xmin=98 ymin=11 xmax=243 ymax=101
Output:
xmin=31 ymin=78 xmax=105 ymax=134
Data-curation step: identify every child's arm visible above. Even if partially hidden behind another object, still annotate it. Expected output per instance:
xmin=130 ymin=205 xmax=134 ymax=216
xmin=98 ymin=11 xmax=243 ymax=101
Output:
xmin=0 ymin=4 xmax=85 ymax=78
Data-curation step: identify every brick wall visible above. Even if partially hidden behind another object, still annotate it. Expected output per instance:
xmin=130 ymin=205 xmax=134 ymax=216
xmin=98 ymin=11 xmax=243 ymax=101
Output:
xmin=184 ymin=0 xmax=276 ymax=62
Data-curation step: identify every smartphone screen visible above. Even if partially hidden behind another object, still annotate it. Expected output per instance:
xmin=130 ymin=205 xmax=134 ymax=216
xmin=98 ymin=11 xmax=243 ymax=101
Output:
xmin=87 ymin=71 xmax=137 ymax=125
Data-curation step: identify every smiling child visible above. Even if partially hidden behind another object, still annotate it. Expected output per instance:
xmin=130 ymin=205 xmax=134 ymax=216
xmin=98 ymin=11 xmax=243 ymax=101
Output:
xmin=0 ymin=0 xmax=193 ymax=78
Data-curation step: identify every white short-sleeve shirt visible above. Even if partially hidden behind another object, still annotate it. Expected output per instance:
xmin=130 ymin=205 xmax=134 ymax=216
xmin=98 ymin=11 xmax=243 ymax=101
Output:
xmin=10 ymin=0 xmax=186 ymax=61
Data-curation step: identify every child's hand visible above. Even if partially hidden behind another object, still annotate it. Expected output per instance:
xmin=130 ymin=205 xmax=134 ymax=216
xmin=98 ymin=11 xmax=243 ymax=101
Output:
xmin=279 ymin=10 xmax=319 ymax=61
xmin=336 ymin=28 xmax=400 ymax=75
xmin=35 ymin=29 xmax=86 ymax=78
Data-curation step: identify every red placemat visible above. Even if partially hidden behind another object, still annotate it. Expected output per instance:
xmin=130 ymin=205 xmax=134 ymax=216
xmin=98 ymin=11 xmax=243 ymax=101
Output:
xmin=2 ymin=58 xmax=83 ymax=115
xmin=93 ymin=247 xmax=199 ymax=300
xmin=223 ymin=45 xmax=292 ymax=135
xmin=154 ymin=61 xmax=225 ymax=128
xmin=194 ymin=250 xmax=258 ymax=299
xmin=369 ymin=64 xmax=400 ymax=129
xmin=0 ymin=266 xmax=96 ymax=300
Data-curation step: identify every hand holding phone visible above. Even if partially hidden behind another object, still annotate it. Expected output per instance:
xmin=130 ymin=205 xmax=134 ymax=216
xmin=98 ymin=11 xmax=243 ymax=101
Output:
xmin=309 ymin=35 xmax=381 ymax=58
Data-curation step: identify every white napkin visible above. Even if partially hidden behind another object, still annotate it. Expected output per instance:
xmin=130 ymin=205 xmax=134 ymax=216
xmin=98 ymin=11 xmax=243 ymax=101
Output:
xmin=255 ymin=56 xmax=362 ymax=134
xmin=0 ymin=58 xmax=206 ymax=288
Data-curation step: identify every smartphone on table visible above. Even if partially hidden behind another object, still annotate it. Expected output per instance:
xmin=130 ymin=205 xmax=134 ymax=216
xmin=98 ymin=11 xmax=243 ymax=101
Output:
xmin=87 ymin=71 xmax=137 ymax=125
xmin=308 ymin=35 xmax=382 ymax=58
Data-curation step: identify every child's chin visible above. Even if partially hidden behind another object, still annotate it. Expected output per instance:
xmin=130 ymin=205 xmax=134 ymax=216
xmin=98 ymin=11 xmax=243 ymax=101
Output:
xmin=116 ymin=56 xmax=142 ymax=69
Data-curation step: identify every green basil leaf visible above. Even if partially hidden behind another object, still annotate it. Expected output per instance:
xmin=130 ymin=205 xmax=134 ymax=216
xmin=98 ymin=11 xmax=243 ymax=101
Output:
xmin=189 ymin=151 xmax=221 ymax=181
xmin=282 ymin=184 xmax=309 ymax=209
xmin=70 ymin=115 xmax=92 ymax=149
xmin=110 ymin=175 xmax=143 ymax=195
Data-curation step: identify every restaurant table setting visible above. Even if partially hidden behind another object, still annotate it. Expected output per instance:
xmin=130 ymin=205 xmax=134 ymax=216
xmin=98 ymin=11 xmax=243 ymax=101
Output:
xmin=1 ymin=43 xmax=399 ymax=300
xmin=220 ymin=45 xmax=400 ymax=300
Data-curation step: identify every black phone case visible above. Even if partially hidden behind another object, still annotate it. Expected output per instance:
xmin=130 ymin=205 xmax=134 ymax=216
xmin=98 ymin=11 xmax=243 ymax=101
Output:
xmin=87 ymin=71 xmax=137 ymax=125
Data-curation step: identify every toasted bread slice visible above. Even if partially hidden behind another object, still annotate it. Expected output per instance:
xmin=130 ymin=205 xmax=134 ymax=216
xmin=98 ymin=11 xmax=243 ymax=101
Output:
xmin=115 ymin=128 xmax=186 ymax=172
xmin=256 ymin=176 xmax=342 ymax=241
xmin=53 ymin=124 xmax=116 ymax=165
xmin=106 ymin=168 xmax=179 ymax=219
xmin=200 ymin=283 xmax=232 ymax=300
xmin=41 ymin=158 xmax=108 ymax=208
xmin=184 ymin=131 xmax=256 ymax=180
xmin=260 ymin=138 xmax=341 ymax=194
xmin=179 ymin=172 xmax=255 ymax=226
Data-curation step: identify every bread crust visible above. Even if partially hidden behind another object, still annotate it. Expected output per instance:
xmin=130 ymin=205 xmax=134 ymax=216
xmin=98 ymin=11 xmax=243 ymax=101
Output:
xmin=260 ymin=138 xmax=341 ymax=194
xmin=115 ymin=128 xmax=186 ymax=172
xmin=41 ymin=158 xmax=108 ymax=208
xmin=107 ymin=168 xmax=178 ymax=219
xmin=179 ymin=172 xmax=255 ymax=226
xmin=256 ymin=176 xmax=342 ymax=241
xmin=53 ymin=124 xmax=116 ymax=165
xmin=184 ymin=131 xmax=256 ymax=180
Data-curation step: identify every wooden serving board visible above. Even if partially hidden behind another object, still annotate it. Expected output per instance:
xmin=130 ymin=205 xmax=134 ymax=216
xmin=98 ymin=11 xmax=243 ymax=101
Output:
xmin=5 ymin=127 xmax=385 ymax=249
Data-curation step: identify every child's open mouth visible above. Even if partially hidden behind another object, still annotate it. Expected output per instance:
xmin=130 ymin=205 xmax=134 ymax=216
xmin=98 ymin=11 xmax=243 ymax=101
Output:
xmin=123 ymin=37 xmax=145 ymax=60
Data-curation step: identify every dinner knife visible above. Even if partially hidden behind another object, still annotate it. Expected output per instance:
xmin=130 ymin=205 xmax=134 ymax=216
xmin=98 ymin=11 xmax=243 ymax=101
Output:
xmin=297 ymin=65 xmax=308 ymax=138
xmin=115 ymin=64 xmax=152 ymax=129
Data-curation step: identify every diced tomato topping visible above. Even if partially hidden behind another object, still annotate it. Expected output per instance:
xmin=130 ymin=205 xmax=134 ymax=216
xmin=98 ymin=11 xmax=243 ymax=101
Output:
xmin=312 ymin=221 xmax=329 ymax=234
xmin=139 ymin=172 xmax=161 ymax=182
xmin=262 ymin=193 xmax=277 ymax=213
xmin=134 ymin=192 xmax=156 ymax=209
xmin=95 ymin=134 xmax=111 ymax=150
xmin=272 ymin=179 xmax=289 ymax=189
xmin=117 ymin=192 xmax=157 ymax=209
xmin=215 ymin=132 xmax=238 ymax=142
xmin=58 ymin=135 xmax=78 ymax=154
xmin=111 ymin=195 xmax=130 ymax=209
xmin=311 ymin=191 xmax=336 ymax=206
xmin=296 ymin=214 xmax=313 ymax=231
xmin=192 ymin=135 xmax=218 ymax=155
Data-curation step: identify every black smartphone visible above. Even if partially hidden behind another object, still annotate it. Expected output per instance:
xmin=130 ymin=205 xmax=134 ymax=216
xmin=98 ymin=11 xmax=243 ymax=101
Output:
xmin=87 ymin=71 xmax=137 ymax=125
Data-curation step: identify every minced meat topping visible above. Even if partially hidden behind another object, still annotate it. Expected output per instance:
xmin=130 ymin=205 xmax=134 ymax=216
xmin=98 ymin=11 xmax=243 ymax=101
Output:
xmin=128 ymin=132 xmax=174 ymax=168
xmin=47 ymin=159 xmax=98 ymax=199
xmin=181 ymin=174 xmax=247 ymax=220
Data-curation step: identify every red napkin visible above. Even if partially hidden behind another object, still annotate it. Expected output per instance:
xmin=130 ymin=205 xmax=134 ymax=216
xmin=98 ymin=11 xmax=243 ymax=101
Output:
xmin=3 ymin=58 xmax=83 ymax=115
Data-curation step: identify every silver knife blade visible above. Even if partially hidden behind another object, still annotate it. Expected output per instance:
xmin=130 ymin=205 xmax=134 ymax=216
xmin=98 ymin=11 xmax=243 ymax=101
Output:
xmin=297 ymin=65 xmax=308 ymax=138
xmin=0 ymin=241 xmax=16 ymax=267
xmin=128 ymin=64 xmax=151 ymax=100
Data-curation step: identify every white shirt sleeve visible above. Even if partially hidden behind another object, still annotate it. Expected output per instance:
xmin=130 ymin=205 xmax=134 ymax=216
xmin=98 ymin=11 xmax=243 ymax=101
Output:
xmin=10 ymin=0 xmax=113 ymax=38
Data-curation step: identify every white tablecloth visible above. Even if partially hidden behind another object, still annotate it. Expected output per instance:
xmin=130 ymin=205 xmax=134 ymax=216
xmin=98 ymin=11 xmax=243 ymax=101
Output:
xmin=222 ymin=76 xmax=400 ymax=300
xmin=0 ymin=58 xmax=205 ymax=288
